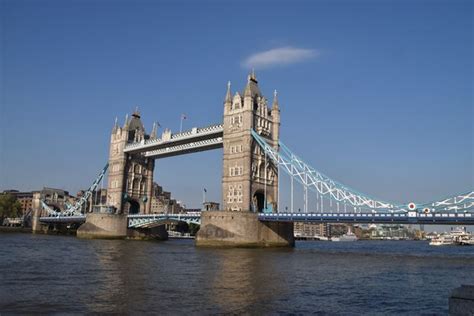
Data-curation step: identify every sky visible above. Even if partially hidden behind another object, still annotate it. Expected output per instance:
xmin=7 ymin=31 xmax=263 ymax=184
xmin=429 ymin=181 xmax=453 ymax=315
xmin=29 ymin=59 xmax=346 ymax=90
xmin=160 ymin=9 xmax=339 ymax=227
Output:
xmin=1 ymin=0 xmax=472 ymax=219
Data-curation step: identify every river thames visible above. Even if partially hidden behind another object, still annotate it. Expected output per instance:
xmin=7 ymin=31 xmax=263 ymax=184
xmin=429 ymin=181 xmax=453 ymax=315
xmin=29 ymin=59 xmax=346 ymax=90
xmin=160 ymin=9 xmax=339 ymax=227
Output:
xmin=0 ymin=233 xmax=473 ymax=314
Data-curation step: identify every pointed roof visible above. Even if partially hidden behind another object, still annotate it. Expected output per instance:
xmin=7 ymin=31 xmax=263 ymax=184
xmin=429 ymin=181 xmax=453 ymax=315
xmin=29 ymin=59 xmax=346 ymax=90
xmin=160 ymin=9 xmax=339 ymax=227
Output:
xmin=244 ymin=70 xmax=261 ymax=98
xmin=224 ymin=81 xmax=232 ymax=103
xmin=272 ymin=89 xmax=279 ymax=110
xmin=123 ymin=114 xmax=129 ymax=129
xmin=150 ymin=122 xmax=158 ymax=139
xmin=112 ymin=116 xmax=119 ymax=132
xmin=123 ymin=109 xmax=145 ymax=132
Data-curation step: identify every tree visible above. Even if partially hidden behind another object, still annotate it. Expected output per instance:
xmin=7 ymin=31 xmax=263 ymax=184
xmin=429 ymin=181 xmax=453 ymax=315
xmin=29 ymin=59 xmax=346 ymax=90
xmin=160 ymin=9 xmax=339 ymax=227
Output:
xmin=0 ymin=193 xmax=22 ymax=222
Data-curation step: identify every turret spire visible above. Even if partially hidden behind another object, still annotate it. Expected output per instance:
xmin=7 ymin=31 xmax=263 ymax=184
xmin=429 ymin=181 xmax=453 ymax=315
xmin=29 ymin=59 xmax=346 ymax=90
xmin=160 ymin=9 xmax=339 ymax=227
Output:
xmin=123 ymin=114 xmax=129 ymax=129
xmin=225 ymin=81 xmax=232 ymax=103
xmin=272 ymin=89 xmax=279 ymax=110
xmin=151 ymin=122 xmax=158 ymax=139
xmin=113 ymin=116 xmax=119 ymax=132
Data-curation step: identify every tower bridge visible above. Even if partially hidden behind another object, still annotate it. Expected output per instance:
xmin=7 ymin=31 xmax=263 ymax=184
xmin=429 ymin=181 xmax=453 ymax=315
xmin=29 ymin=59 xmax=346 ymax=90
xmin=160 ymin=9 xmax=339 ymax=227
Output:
xmin=33 ymin=72 xmax=474 ymax=246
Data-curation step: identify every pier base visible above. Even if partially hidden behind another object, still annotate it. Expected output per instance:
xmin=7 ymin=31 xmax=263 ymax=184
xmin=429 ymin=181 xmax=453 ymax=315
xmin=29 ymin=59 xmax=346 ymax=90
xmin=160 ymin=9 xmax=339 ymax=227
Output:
xmin=77 ymin=213 xmax=167 ymax=240
xmin=449 ymin=285 xmax=474 ymax=315
xmin=77 ymin=213 xmax=128 ymax=239
xmin=196 ymin=211 xmax=294 ymax=247
xmin=31 ymin=209 xmax=48 ymax=234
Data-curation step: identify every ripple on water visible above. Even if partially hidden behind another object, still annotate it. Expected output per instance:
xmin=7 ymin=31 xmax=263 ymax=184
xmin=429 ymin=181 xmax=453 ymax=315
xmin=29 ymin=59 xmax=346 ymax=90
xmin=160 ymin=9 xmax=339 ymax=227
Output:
xmin=0 ymin=234 xmax=473 ymax=314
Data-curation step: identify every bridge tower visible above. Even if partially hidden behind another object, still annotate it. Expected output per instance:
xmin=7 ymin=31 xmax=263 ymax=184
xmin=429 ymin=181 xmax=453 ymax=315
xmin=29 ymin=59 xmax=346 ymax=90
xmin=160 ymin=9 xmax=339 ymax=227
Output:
xmin=107 ymin=109 xmax=155 ymax=214
xmin=197 ymin=72 xmax=294 ymax=247
xmin=222 ymin=71 xmax=280 ymax=213
xmin=78 ymin=109 xmax=166 ymax=240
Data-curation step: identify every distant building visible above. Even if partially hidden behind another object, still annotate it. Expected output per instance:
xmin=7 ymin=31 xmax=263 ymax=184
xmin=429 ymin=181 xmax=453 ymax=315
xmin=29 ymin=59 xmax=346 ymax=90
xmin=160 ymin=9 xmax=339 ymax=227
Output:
xmin=294 ymin=222 xmax=352 ymax=238
xmin=370 ymin=224 xmax=414 ymax=239
xmin=149 ymin=182 xmax=184 ymax=214
xmin=328 ymin=223 xmax=349 ymax=237
xmin=77 ymin=188 xmax=107 ymax=212
xmin=2 ymin=190 xmax=33 ymax=216
xmin=28 ymin=187 xmax=75 ymax=217
xmin=294 ymin=222 xmax=328 ymax=238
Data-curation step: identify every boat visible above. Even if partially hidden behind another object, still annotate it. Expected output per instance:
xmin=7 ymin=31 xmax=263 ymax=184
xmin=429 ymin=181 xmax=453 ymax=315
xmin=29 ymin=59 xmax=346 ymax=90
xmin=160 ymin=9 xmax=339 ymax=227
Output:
xmin=450 ymin=227 xmax=473 ymax=245
xmin=429 ymin=235 xmax=455 ymax=246
xmin=429 ymin=227 xmax=473 ymax=246
xmin=332 ymin=227 xmax=358 ymax=242
xmin=458 ymin=236 xmax=474 ymax=246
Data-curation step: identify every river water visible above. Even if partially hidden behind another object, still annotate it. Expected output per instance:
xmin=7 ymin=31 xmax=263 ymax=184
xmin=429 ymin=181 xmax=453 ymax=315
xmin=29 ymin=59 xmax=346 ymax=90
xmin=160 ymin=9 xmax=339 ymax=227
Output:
xmin=0 ymin=233 xmax=473 ymax=315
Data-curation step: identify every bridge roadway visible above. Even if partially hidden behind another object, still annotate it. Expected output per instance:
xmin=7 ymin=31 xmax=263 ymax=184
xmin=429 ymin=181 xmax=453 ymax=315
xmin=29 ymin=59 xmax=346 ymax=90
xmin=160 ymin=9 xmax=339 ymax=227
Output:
xmin=123 ymin=124 xmax=223 ymax=158
xmin=39 ymin=211 xmax=474 ymax=227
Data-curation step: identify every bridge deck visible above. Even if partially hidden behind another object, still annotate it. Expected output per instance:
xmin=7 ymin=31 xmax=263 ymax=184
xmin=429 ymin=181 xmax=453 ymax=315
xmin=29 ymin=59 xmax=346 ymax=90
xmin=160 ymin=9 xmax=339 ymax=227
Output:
xmin=258 ymin=212 xmax=474 ymax=225
xmin=39 ymin=211 xmax=474 ymax=226
xmin=123 ymin=124 xmax=223 ymax=158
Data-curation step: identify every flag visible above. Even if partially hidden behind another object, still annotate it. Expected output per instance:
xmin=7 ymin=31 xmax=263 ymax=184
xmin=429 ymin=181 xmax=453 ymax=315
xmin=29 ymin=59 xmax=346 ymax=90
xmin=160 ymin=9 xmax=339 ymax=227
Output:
xmin=203 ymin=188 xmax=207 ymax=193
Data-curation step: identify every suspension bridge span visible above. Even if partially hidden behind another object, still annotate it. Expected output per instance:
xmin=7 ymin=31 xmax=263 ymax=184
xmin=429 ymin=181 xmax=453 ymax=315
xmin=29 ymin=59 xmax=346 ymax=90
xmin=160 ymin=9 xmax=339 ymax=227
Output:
xmin=34 ymin=73 xmax=474 ymax=246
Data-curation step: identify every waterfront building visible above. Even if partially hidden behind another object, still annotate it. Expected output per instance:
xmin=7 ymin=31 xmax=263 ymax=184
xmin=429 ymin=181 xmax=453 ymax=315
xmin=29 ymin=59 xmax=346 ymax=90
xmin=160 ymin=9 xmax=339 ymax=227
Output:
xmin=3 ymin=188 xmax=76 ymax=215
xmin=1 ymin=190 xmax=34 ymax=216
xmin=370 ymin=224 xmax=414 ymax=239
xmin=39 ymin=187 xmax=76 ymax=211
xmin=77 ymin=188 xmax=108 ymax=212
xmin=149 ymin=182 xmax=184 ymax=214
xmin=293 ymin=223 xmax=353 ymax=238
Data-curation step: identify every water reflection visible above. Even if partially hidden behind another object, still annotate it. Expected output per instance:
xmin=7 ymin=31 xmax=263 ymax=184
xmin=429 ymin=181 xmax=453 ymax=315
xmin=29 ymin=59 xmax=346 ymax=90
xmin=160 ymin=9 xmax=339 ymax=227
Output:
xmin=1 ymin=235 xmax=473 ymax=314
xmin=210 ymin=248 xmax=290 ymax=314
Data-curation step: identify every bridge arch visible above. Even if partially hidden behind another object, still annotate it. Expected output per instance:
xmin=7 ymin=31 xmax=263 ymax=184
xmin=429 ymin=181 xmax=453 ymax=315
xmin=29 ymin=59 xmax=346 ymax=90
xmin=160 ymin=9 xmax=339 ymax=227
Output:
xmin=252 ymin=190 xmax=265 ymax=213
xmin=127 ymin=199 xmax=140 ymax=214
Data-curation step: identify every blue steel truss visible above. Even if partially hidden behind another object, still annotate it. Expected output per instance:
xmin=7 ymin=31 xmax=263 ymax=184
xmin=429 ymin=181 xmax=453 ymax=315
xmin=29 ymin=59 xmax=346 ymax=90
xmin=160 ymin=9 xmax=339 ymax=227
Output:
xmin=40 ymin=164 xmax=109 ymax=217
xmin=127 ymin=214 xmax=201 ymax=228
xmin=251 ymin=129 xmax=474 ymax=215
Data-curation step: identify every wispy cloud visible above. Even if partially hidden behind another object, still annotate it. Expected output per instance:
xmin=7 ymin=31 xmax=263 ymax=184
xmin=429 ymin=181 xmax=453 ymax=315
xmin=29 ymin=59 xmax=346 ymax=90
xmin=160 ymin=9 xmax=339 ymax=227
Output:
xmin=242 ymin=46 xmax=319 ymax=69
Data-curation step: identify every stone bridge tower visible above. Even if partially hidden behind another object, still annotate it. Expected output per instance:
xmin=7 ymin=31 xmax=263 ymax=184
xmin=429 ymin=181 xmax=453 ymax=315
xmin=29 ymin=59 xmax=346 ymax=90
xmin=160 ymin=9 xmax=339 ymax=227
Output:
xmin=107 ymin=110 xmax=155 ymax=214
xmin=197 ymin=72 xmax=293 ymax=247
xmin=222 ymin=72 xmax=280 ymax=213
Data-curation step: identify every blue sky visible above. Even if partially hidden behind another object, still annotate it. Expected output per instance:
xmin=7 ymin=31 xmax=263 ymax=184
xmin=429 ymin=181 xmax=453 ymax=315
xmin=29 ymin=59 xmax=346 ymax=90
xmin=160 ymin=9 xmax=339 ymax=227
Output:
xmin=1 ymin=0 xmax=472 ymax=212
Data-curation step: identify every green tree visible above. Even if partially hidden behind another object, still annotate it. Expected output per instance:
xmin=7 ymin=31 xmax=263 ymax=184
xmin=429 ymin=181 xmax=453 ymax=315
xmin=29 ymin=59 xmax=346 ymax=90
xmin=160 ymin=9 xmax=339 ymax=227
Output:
xmin=0 ymin=193 xmax=22 ymax=221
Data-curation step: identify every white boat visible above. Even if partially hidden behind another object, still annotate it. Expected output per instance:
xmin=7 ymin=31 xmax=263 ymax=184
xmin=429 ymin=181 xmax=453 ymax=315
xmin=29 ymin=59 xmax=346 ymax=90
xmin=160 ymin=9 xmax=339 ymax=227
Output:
xmin=429 ymin=235 xmax=454 ymax=246
xmin=429 ymin=227 xmax=473 ymax=246
xmin=332 ymin=227 xmax=358 ymax=242
xmin=458 ymin=236 xmax=474 ymax=246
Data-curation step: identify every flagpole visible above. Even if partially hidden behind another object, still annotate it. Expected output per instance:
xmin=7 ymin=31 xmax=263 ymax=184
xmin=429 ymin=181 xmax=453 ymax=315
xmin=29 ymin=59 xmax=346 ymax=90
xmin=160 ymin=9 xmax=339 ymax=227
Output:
xmin=180 ymin=114 xmax=186 ymax=133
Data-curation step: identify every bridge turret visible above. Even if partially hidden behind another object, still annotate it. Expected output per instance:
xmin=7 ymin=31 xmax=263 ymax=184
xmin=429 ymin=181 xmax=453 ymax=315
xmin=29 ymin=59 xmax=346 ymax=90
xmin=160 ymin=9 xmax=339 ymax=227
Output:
xmin=112 ymin=117 xmax=119 ymax=133
xmin=123 ymin=114 xmax=129 ymax=130
xmin=150 ymin=122 xmax=158 ymax=139
xmin=125 ymin=108 xmax=146 ymax=142
xmin=224 ymin=81 xmax=232 ymax=114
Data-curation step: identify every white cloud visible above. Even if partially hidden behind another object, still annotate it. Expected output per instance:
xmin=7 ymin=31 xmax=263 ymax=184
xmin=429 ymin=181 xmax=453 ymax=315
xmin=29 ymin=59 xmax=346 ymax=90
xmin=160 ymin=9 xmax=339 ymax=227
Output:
xmin=242 ymin=47 xmax=319 ymax=69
